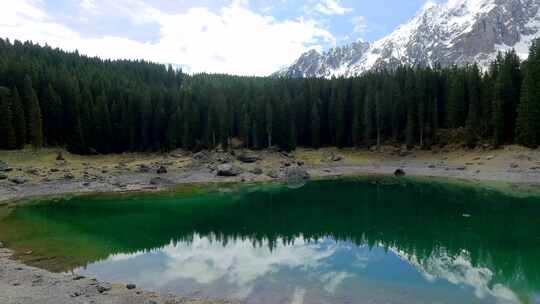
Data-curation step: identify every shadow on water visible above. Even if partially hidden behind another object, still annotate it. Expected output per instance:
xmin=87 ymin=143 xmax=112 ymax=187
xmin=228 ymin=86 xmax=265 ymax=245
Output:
xmin=1 ymin=177 xmax=540 ymax=302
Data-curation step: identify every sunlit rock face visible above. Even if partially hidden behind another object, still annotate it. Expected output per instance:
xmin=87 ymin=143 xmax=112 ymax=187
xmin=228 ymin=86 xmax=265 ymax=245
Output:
xmin=277 ymin=0 xmax=540 ymax=78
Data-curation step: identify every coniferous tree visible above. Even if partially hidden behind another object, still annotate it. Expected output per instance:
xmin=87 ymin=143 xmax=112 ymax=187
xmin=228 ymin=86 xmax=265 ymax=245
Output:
xmin=0 ymin=87 xmax=16 ymax=149
xmin=10 ymin=86 xmax=26 ymax=148
xmin=516 ymin=40 xmax=540 ymax=147
xmin=22 ymin=76 xmax=43 ymax=148
xmin=311 ymin=99 xmax=321 ymax=148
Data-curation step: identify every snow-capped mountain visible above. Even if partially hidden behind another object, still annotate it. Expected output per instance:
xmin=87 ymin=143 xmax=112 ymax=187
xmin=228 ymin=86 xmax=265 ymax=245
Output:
xmin=276 ymin=0 xmax=540 ymax=78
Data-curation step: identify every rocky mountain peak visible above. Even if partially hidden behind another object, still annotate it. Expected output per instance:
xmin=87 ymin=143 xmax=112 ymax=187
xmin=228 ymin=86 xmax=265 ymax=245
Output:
xmin=277 ymin=0 xmax=540 ymax=78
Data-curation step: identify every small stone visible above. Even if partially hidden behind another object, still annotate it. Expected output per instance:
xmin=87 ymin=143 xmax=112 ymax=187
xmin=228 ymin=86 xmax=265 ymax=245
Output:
xmin=64 ymin=173 xmax=75 ymax=180
xmin=0 ymin=174 xmax=7 ymax=180
xmin=250 ymin=168 xmax=263 ymax=175
xmin=267 ymin=170 xmax=280 ymax=179
xmin=486 ymin=155 xmax=495 ymax=160
xmin=83 ymin=182 xmax=91 ymax=187
xmin=157 ymin=166 xmax=168 ymax=174
xmin=510 ymin=163 xmax=519 ymax=169
xmin=0 ymin=241 xmax=4 ymax=248
xmin=71 ymin=291 xmax=82 ymax=297
xmin=73 ymin=275 xmax=85 ymax=280
xmin=456 ymin=166 xmax=467 ymax=171
xmin=126 ymin=284 xmax=136 ymax=290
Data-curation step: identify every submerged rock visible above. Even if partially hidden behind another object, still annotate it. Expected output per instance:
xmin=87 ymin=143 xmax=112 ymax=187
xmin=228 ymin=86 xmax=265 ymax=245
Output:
xmin=285 ymin=167 xmax=310 ymax=189
xmin=394 ymin=169 xmax=406 ymax=177
xmin=217 ymin=164 xmax=242 ymax=177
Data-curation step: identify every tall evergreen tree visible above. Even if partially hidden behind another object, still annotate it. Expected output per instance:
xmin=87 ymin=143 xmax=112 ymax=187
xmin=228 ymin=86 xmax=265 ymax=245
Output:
xmin=311 ymin=99 xmax=321 ymax=148
xmin=10 ymin=86 xmax=26 ymax=148
xmin=22 ymin=76 xmax=43 ymax=148
xmin=0 ymin=87 xmax=16 ymax=149
xmin=516 ymin=40 xmax=540 ymax=147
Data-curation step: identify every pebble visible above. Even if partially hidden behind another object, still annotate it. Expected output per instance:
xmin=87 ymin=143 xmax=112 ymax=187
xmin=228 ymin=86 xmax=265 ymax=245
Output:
xmin=126 ymin=284 xmax=136 ymax=290
xmin=96 ymin=283 xmax=111 ymax=293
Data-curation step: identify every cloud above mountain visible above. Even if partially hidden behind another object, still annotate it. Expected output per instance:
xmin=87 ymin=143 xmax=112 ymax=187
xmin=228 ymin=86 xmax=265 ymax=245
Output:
xmin=0 ymin=0 xmax=337 ymax=76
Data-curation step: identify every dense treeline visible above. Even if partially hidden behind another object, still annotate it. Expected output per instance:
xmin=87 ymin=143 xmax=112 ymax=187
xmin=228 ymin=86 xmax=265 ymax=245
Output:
xmin=1 ymin=38 xmax=539 ymax=154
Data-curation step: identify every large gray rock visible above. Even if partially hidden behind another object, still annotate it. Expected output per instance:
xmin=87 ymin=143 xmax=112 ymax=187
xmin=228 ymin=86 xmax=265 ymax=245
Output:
xmin=217 ymin=164 xmax=243 ymax=177
xmin=9 ymin=176 xmax=26 ymax=184
xmin=237 ymin=153 xmax=261 ymax=163
xmin=0 ymin=161 xmax=9 ymax=172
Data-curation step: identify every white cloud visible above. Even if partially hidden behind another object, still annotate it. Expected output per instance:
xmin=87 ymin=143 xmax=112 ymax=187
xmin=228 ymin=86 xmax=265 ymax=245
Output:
xmin=0 ymin=0 xmax=335 ymax=76
xmin=80 ymin=0 xmax=98 ymax=12
xmin=314 ymin=0 xmax=353 ymax=16
xmin=351 ymin=16 xmax=367 ymax=34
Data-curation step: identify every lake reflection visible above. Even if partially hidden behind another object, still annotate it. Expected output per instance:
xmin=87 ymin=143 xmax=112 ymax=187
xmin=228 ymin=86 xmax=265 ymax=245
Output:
xmin=77 ymin=234 xmax=522 ymax=303
xmin=1 ymin=178 xmax=540 ymax=303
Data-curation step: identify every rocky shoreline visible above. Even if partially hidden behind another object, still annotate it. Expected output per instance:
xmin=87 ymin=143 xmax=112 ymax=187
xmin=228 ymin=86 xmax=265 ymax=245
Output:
xmin=0 ymin=246 xmax=239 ymax=304
xmin=1 ymin=146 xmax=540 ymax=204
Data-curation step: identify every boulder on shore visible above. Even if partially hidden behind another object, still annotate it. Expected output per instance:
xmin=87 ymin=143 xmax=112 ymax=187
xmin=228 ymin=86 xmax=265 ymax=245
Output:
xmin=237 ymin=153 xmax=261 ymax=163
xmin=266 ymin=169 xmax=280 ymax=179
xmin=394 ymin=169 xmax=406 ymax=177
xmin=0 ymin=161 xmax=8 ymax=171
xmin=217 ymin=164 xmax=243 ymax=177
xmin=137 ymin=164 xmax=151 ymax=173
xmin=56 ymin=151 xmax=65 ymax=161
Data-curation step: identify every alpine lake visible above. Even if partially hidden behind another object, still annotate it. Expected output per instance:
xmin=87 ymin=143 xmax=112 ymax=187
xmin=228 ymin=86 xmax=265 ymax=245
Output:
xmin=1 ymin=177 xmax=540 ymax=304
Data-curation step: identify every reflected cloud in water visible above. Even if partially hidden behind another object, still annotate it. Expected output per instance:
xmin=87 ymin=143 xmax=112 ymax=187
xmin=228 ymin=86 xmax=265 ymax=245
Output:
xmin=78 ymin=234 xmax=520 ymax=304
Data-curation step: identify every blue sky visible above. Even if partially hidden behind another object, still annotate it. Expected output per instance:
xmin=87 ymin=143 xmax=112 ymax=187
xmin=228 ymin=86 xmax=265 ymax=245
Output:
xmin=1 ymin=0 xmax=433 ymax=75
